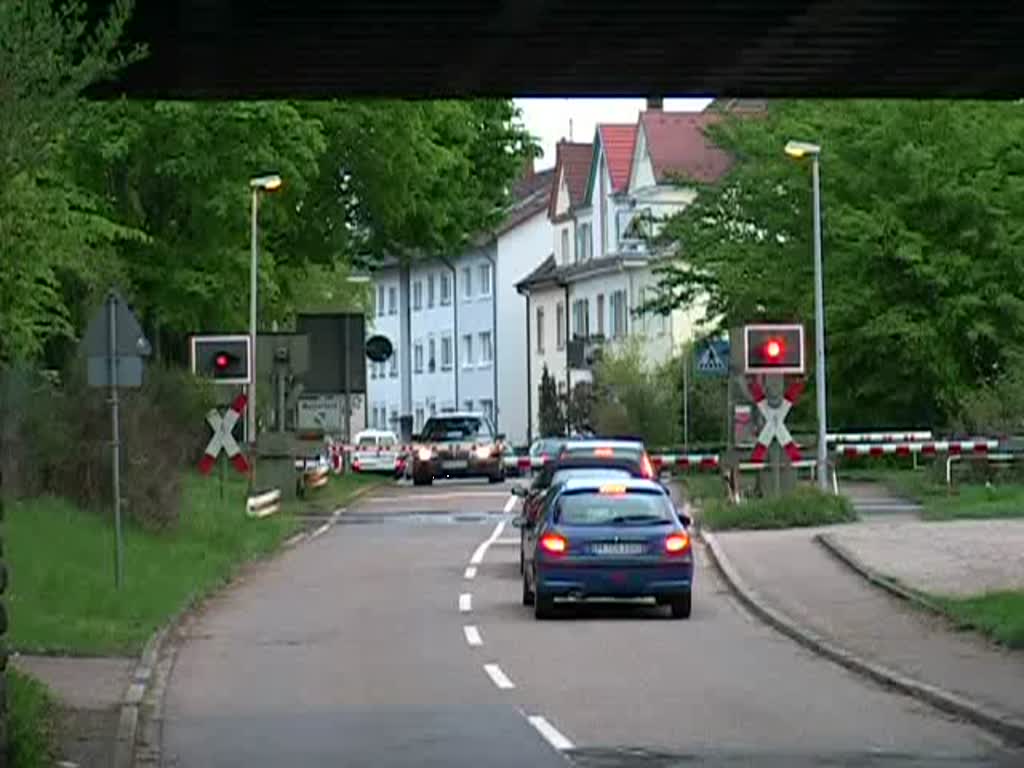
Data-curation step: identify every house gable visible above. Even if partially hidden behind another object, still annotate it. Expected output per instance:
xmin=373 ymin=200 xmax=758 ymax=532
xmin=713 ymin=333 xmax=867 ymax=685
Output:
xmin=627 ymin=123 xmax=657 ymax=193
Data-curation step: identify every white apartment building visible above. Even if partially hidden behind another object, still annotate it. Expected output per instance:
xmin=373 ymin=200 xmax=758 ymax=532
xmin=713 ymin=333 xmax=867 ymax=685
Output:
xmin=367 ymin=164 xmax=554 ymax=445
xmin=518 ymin=101 xmax=736 ymax=440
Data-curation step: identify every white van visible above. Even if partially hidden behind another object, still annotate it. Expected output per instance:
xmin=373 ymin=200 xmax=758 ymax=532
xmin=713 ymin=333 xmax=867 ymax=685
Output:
xmin=351 ymin=429 xmax=403 ymax=476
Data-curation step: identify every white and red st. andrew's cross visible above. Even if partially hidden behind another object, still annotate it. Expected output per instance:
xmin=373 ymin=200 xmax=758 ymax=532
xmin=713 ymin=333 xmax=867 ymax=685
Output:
xmin=748 ymin=378 xmax=805 ymax=464
xmin=198 ymin=394 xmax=250 ymax=475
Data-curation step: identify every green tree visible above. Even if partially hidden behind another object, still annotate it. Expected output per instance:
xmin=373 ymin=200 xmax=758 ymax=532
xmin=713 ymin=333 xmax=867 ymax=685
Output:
xmin=564 ymin=381 xmax=595 ymax=435
xmin=537 ymin=365 xmax=564 ymax=437
xmin=649 ymin=100 xmax=1024 ymax=428
xmin=0 ymin=0 xmax=146 ymax=363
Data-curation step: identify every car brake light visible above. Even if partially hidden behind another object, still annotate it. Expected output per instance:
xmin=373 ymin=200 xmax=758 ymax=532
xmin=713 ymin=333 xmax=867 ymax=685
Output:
xmin=599 ymin=483 xmax=627 ymax=495
xmin=540 ymin=533 xmax=568 ymax=554
xmin=665 ymin=533 xmax=690 ymax=553
xmin=640 ymin=453 xmax=655 ymax=478
xmin=594 ymin=446 xmax=614 ymax=457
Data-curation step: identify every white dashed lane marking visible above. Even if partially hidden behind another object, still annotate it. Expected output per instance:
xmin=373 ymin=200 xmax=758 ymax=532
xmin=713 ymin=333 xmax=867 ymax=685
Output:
xmin=463 ymin=625 xmax=483 ymax=647
xmin=503 ymin=495 xmax=517 ymax=513
xmin=459 ymin=593 xmax=473 ymax=613
xmin=527 ymin=715 xmax=574 ymax=751
xmin=464 ymin=566 xmax=477 ymax=580
xmin=483 ymin=663 xmax=515 ymax=690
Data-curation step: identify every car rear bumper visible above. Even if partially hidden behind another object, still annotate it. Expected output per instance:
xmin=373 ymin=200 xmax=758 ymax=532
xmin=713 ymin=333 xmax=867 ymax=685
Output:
xmin=536 ymin=562 xmax=693 ymax=599
xmin=414 ymin=456 xmax=503 ymax=478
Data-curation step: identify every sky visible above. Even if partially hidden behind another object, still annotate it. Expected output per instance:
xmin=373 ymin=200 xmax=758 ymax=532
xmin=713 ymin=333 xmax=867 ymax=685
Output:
xmin=514 ymin=97 xmax=714 ymax=170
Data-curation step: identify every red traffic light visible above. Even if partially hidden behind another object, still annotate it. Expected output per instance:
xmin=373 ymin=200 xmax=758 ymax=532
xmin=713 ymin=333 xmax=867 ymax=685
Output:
xmin=763 ymin=338 xmax=784 ymax=362
xmin=215 ymin=353 xmax=231 ymax=370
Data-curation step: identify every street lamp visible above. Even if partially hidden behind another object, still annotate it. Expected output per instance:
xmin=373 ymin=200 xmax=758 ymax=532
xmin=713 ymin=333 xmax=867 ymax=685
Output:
xmin=784 ymin=140 xmax=829 ymax=492
xmin=248 ymin=173 xmax=283 ymax=448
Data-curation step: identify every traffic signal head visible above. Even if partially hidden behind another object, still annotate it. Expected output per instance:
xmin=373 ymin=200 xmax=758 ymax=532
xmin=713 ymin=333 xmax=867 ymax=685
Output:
xmin=744 ymin=324 xmax=804 ymax=374
xmin=191 ymin=335 xmax=252 ymax=384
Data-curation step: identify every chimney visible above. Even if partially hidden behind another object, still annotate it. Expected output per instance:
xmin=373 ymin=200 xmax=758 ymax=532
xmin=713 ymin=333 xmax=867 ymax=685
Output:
xmin=646 ymin=95 xmax=663 ymax=111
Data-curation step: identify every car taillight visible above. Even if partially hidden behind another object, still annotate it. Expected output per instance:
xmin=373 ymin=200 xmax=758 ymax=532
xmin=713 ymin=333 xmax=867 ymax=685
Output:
xmin=594 ymin=446 xmax=614 ymax=457
xmin=640 ymin=453 xmax=655 ymax=478
xmin=540 ymin=533 xmax=568 ymax=554
xmin=665 ymin=533 xmax=690 ymax=553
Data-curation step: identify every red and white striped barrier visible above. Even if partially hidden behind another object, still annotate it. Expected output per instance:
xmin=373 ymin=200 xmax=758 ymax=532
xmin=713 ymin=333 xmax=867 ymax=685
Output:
xmin=652 ymin=454 xmax=721 ymax=471
xmin=836 ymin=440 xmax=998 ymax=457
xmin=828 ymin=431 xmax=933 ymax=443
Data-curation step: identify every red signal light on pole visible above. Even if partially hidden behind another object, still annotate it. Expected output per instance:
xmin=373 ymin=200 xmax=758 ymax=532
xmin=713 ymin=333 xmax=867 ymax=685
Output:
xmin=215 ymin=353 xmax=231 ymax=370
xmin=763 ymin=338 xmax=784 ymax=362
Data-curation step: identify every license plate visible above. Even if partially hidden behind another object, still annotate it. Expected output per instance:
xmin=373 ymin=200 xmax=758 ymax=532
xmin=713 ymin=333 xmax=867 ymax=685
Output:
xmin=592 ymin=542 xmax=645 ymax=556
xmin=443 ymin=460 xmax=468 ymax=470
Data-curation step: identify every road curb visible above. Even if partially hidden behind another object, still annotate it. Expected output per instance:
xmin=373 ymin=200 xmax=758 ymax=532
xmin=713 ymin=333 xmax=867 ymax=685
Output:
xmin=699 ymin=528 xmax=1024 ymax=748
xmin=124 ymin=478 xmax=386 ymax=766
xmin=815 ymin=532 xmax=948 ymax=614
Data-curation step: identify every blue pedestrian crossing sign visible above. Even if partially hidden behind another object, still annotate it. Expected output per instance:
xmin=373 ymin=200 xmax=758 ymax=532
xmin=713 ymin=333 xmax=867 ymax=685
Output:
xmin=695 ymin=339 xmax=730 ymax=377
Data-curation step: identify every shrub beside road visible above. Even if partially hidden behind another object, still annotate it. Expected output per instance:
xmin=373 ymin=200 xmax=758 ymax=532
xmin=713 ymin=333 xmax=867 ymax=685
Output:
xmin=933 ymin=591 xmax=1024 ymax=650
xmin=701 ymin=486 xmax=857 ymax=531
xmin=9 ymin=669 xmax=57 ymax=768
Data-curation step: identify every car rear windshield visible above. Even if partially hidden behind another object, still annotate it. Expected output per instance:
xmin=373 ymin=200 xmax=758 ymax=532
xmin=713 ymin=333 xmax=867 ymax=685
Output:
xmin=551 ymin=468 xmax=631 ymax=485
xmin=560 ymin=444 xmax=643 ymax=462
xmin=421 ymin=417 xmax=487 ymax=441
xmin=555 ymin=490 xmax=673 ymax=526
xmin=357 ymin=436 xmax=378 ymax=447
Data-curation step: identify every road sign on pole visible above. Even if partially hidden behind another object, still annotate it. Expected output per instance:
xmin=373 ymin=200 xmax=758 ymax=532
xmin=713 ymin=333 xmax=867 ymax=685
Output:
xmin=82 ymin=289 xmax=151 ymax=589
xmin=749 ymin=378 xmax=805 ymax=464
xmin=198 ymin=394 xmax=250 ymax=475
xmin=695 ymin=339 xmax=730 ymax=377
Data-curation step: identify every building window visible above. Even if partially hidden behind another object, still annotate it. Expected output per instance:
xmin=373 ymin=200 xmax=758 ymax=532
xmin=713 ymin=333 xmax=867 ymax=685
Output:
xmin=388 ymin=286 xmax=397 ymax=315
xmin=429 ymin=400 xmax=437 ymax=417
xmin=599 ymin=157 xmax=608 ymax=257
xmin=561 ymin=228 xmax=570 ymax=264
xmin=428 ymin=338 xmax=436 ymax=372
xmin=536 ymin=306 xmax=545 ymax=353
xmin=462 ymin=266 xmax=473 ymax=299
xmin=556 ymin=302 xmax=566 ymax=350
xmin=427 ymin=274 xmax=436 ymax=308
xmin=576 ymin=223 xmax=591 ymax=263
xmin=572 ymin=299 xmax=590 ymax=339
xmin=370 ymin=361 xmax=377 ymax=379
xmin=389 ymin=351 xmax=398 ymax=377
xmin=610 ymin=290 xmax=628 ymax=338
xmin=479 ymin=331 xmax=493 ymax=365
xmin=413 ymin=281 xmax=423 ymax=310
xmin=440 ymin=273 xmax=451 ymax=305
xmin=462 ymin=334 xmax=474 ymax=366
xmin=414 ymin=343 xmax=424 ymax=373
xmin=480 ymin=398 xmax=494 ymax=423
xmin=377 ymin=285 xmax=385 ymax=317
xmin=390 ymin=408 xmax=398 ymax=427
xmin=415 ymin=407 xmax=424 ymax=432
xmin=441 ymin=335 xmax=453 ymax=370
xmin=463 ymin=399 xmax=473 ymax=413
xmin=479 ymin=262 xmax=492 ymax=297
xmin=596 ymin=294 xmax=605 ymax=336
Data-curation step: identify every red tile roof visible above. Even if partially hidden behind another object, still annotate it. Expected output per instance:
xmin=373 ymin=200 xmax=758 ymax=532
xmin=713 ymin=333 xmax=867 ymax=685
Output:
xmin=597 ymin=124 xmax=637 ymax=193
xmin=547 ymin=141 xmax=593 ymax=219
xmin=638 ymin=110 xmax=733 ymax=185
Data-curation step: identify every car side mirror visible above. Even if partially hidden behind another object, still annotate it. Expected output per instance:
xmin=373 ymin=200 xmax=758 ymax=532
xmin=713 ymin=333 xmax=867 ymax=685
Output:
xmin=496 ymin=432 xmax=507 ymax=442
xmin=511 ymin=516 xmax=532 ymax=529
xmin=510 ymin=484 xmax=528 ymax=498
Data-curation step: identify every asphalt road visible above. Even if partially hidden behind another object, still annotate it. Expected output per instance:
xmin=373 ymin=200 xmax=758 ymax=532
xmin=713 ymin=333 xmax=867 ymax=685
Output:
xmin=162 ymin=478 xmax=1023 ymax=767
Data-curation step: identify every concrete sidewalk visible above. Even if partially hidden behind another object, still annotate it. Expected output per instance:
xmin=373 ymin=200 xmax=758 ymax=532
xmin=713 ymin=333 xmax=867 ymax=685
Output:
xmin=710 ymin=522 xmax=1024 ymax=730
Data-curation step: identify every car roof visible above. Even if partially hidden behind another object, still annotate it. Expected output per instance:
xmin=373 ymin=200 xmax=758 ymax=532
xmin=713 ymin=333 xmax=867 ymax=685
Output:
xmin=560 ymin=477 xmax=666 ymax=494
xmin=561 ymin=439 xmax=645 ymax=450
xmin=427 ymin=411 xmax=484 ymax=420
xmin=355 ymin=429 xmax=396 ymax=438
xmin=549 ymin=456 xmax=643 ymax=472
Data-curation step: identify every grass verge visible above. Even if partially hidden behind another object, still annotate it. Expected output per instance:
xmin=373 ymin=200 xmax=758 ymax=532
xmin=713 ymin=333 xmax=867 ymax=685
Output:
xmin=8 ymin=470 xmax=383 ymax=655
xmin=932 ymin=590 xmax=1024 ymax=650
xmin=9 ymin=669 xmax=58 ymax=768
xmin=919 ymin=484 xmax=1024 ymax=521
xmin=701 ymin=486 xmax=857 ymax=531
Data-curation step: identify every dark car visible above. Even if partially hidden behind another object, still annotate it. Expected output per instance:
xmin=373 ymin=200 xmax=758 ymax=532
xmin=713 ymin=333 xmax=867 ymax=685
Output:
xmin=517 ymin=477 xmax=695 ymax=620
xmin=411 ymin=412 xmax=506 ymax=486
xmin=509 ymin=448 xmax=657 ymax=574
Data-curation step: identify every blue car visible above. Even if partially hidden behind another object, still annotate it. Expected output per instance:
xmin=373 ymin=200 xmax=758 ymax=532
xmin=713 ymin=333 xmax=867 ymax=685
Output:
xmin=516 ymin=477 xmax=694 ymax=620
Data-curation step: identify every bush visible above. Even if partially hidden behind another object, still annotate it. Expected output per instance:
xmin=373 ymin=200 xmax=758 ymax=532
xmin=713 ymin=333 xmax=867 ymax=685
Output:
xmin=701 ymin=486 xmax=857 ymax=530
xmin=591 ymin=338 xmax=681 ymax=446
xmin=9 ymin=670 xmax=58 ymax=768
xmin=1 ymin=359 xmax=215 ymax=530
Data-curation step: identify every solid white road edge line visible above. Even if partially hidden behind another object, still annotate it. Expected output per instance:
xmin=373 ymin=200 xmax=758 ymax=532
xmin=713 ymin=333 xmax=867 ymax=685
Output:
xmin=464 ymin=566 xmax=477 ymax=580
xmin=463 ymin=625 xmax=483 ymax=647
xmin=503 ymin=495 xmax=517 ymax=513
xmin=459 ymin=593 xmax=473 ymax=613
xmin=470 ymin=519 xmax=507 ymax=565
xmin=311 ymin=523 xmax=331 ymax=539
xmin=527 ymin=715 xmax=574 ymax=751
xmin=484 ymin=663 xmax=515 ymax=690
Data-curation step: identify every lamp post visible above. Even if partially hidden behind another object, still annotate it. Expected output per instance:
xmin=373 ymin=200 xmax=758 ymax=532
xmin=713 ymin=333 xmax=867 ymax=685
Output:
xmin=248 ymin=173 xmax=282 ymax=450
xmin=784 ymin=140 xmax=829 ymax=492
